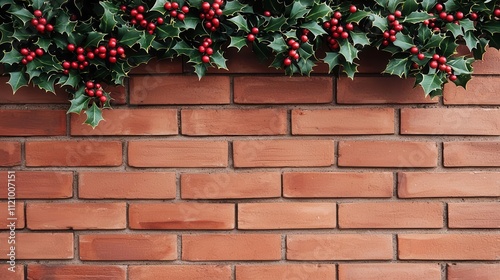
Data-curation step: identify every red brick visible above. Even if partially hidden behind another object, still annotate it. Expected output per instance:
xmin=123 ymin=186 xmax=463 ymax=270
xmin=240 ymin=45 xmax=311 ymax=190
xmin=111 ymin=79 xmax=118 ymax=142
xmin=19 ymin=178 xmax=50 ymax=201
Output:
xmin=182 ymin=234 xmax=281 ymax=261
xmin=444 ymin=76 xmax=500 ymax=105
xmin=238 ymin=202 xmax=335 ymax=230
xmin=130 ymin=57 xmax=183 ymax=74
xmin=104 ymin=84 xmax=127 ymax=105
xmin=0 ymin=265 xmax=24 ymax=279
xmin=338 ymin=202 xmax=443 ymax=228
xmin=287 ymin=234 xmax=393 ymax=260
xmin=181 ymin=172 xmax=281 ymax=199
xmin=398 ymin=234 xmax=500 ymax=260
xmin=79 ymin=172 xmax=176 ymax=199
xmin=182 ymin=109 xmax=287 ymax=136
xmin=339 ymin=141 xmax=438 ymax=167
xmin=234 ymin=76 xmax=333 ymax=104
xmin=28 ymin=265 xmax=126 ymax=280
xmin=283 ymin=172 xmax=393 ymax=198
xmin=444 ymin=142 xmax=500 ymax=167
xmin=447 ymin=264 xmax=500 ymax=280
xmin=130 ymin=76 xmax=230 ymax=104
xmin=0 ymin=77 xmax=68 ymax=104
xmin=128 ymin=140 xmax=228 ymax=167
xmin=0 ymin=171 xmax=73 ymax=199
xmin=471 ymin=47 xmax=500 ymax=74
xmin=233 ymin=140 xmax=334 ymax=167
xmin=79 ymin=234 xmax=177 ymax=260
xmin=337 ymin=76 xmax=438 ymax=104
xmin=0 ymin=233 xmax=73 ymax=259
xmin=236 ymin=264 xmax=336 ymax=280
xmin=71 ymin=109 xmax=178 ymax=135
xmin=26 ymin=141 xmax=122 ymax=167
xmin=129 ymin=203 xmax=235 ymax=230
xmin=401 ymin=108 xmax=500 ymax=135
xmin=398 ymin=172 xmax=500 ymax=197
xmin=448 ymin=203 xmax=500 ymax=228
xmin=0 ymin=110 xmax=66 ymax=136
xmin=338 ymin=264 xmax=441 ymax=280
xmin=27 ymin=203 xmax=126 ymax=230
xmin=0 ymin=202 xmax=24 ymax=229
xmin=129 ymin=265 xmax=232 ymax=280
xmin=292 ymin=108 xmax=394 ymax=135
xmin=0 ymin=142 xmax=20 ymax=166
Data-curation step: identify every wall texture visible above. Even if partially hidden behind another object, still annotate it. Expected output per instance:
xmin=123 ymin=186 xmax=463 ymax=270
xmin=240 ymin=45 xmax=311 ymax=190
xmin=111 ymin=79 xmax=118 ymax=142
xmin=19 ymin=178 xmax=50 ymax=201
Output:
xmin=0 ymin=47 xmax=499 ymax=280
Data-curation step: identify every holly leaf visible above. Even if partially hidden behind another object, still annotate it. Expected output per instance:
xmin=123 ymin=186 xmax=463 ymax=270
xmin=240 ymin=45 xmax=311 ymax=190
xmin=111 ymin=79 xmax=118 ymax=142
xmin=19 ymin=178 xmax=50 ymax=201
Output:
xmin=298 ymin=42 xmax=314 ymax=60
xmin=173 ymin=40 xmax=196 ymax=56
xmin=350 ymin=32 xmax=371 ymax=47
xmin=55 ymin=13 xmax=77 ymax=35
xmin=481 ymin=22 xmax=500 ymax=35
xmin=252 ymin=41 xmax=271 ymax=61
xmin=473 ymin=37 xmax=489 ymax=60
xmin=297 ymin=58 xmax=315 ymax=76
xmin=32 ymin=74 xmax=57 ymax=93
xmin=83 ymin=32 xmax=106 ymax=48
xmin=440 ymin=37 xmax=459 ymax=57
xmin=402 ymin=11 xmax=434 ymax=23
xmin=342 ymin=61 xmax=358 ymax=79
xmin=228 ymin=14 xmax=250 ymax=33
xmin=383 ymin=57 xmax=410 ymax=77
xmin=288 ymin=1 xmax=308 ymax=24
xmin=156 ymin=24 xmax=180 ymax=39
xmin=151 ymin=0 xmax=168 ymax=13
xmin=7 ymin=72 xmax=28 ymax=93
xmin=451 ymin=73 xmax=472 ymax=88
xmin=393 ymin=32 xmax=414 ymax=51
xmin=417 ymin=73 xmax=445 ymax=95
xmin=346 ymin=11 xmax=370 ymax=24
xmin=210 ymin=51 xmax=228 ymax=70
xmin=447 ymin=57 xmax=473 ymax=75
xmin=9 ymin=6 xmax=33 ymax=25
xmin=339 ymin=39 xmax=358 ymax=63
xmin=138 ymin=32 xmax=155 ymax=51
xmin=305 ymin=3 xmax=332 ymax=21
xmin=118 ymin=27 xmax=143 ymax=47
xmin=228 ymin=36 xmax=247 ymax=51
xmin=61 ymin=71 xmax=81 ymax=88
xmin=223 ymin=0 xmax=247 ymax=16
xmin=402 ymin=0 xmax=419 ymax=15
xmin=421 ymin=0 xmax=437 ymax=11
xmin=423 ymin=33 xmax=445 ymax=49
xmin=84 ymin=103 xmax=104 ymax=128
xmin=99 ymin=2 xmax=118 ymax=33
xmin=32 ymin=0 xmax=45 ymax=10
xmin=37 ymin=38 xmax=52 ymax=51
xmin=0 ymin=49 xmax=23 ymax=65
xmin=0 ymin=24 xmax=14 ymax=45
xmin=265 ymin=16 xmax=287 ymax=32
xmin=370 ymin=13 xmax=387 ymax=31
xmin=387 ymin=0 xmax=404 ymax=12
xmin=460 ymin=19 xmax=475 ymax=33
xmin=464 ymin=30 xmax=479 ymax=51
xmin=193 ymin=63 xmax=207 ymax=79
xmin=323 ymin=52 xmax=341 ymax=73
xmin=268 ymin=35 xmax=288 ymax=53
xmin=446 ymin=22 xmax=463 ymax=38
xmin=67 ymin=89 xmax=89 ymax=114
xmin=174 ymin=14 xmax=199 ymax=30
xmin=300 ymin=21 xmax=327 ymax=37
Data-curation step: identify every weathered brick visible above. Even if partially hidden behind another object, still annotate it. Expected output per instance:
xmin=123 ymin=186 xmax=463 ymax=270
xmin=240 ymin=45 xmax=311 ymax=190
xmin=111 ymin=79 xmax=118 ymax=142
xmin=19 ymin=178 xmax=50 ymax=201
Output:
xmin=444 ymin=76 xmax=500 ymax=105
xmin=0 ymin=110 xmax=66 ymax=136
xmin=0 ymin=265 xmax=24 ymax=279
xmin=470 ymin=48 xmax=500 ymax=74
xmin=236 ymin=264 xmax=336 ymax=280
xmin=444 ymin=142 xmax=500 ymax=167
xmin=0 ymin=202 xmax=24 ymax=229
xmin=0 ymin=142 xmax=21 ymax=166
xmin=0 ymin=171 xmax=73 ymax=199
xmin=129 ymin=265 xmax=232 ymax=280
xmin=338 ymin=264 xmax=441 ymax=280
xmin=292 ymin=108 xmax=394 ymax=135
xmin=0 ymin=233 xmax=73 ymax=259
xmin=27 ymin=265 xmax=127 ymax=280
xmin=448 ymin=203 xmax=500 ymax=228
xmin=447 ymin=264 xmax=500 ymax=280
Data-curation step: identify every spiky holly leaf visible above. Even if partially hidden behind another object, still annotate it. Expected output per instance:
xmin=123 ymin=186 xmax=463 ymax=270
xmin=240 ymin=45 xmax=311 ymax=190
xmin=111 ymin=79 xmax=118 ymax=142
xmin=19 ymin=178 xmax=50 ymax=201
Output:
xmin=265 ymin=16 xmax=287 ymax=32
xmin=440 ymin=37 xmax=459 ymax=57
xmin=61 ymin=71 xmax=82 ymax=88
xmin=85 ymin=103 xmax=104 ymax=128
xmin=447 ymin=57 xmax=473 ymax=75
xmin=464 ymin=30 xmax=478 ymax=51
xmin=173 ymin=40 xmax=197 ymax=56
xmin=297 ymin=58 xmax=315 ymax=75
xmin=393 ymin=33 xmax=414 ymax=51
xmin=460 ymin=19 xmax=475 ymax=33
xmin=423 ymin=33 xmax=445 ymax=49
xmin=55 ymin=13 xmax=77 ymax=35
xmin=138 ymin=33 xmax=155 ymax=51
xmin=350 ymin=32 xmax=371 ymax=47
xmin=402 ymin=0 xmax=418 ymax=15
xmin=421 ymin=0 xmax=437 ymax=11
xmin=443 ymin=0 xmax=459 ymax=11
xmin=228 ymin=14 xmax=250 ymax=33
xmin=67 ymin=88 xmax=89 ymax=114
xmin=32 ymin=0 xmax=44 ymax=9
xmin=151 ymin=0 xmax=168 ymax=13
xmin=416 ymin=73 xmax=445 ymax=95
xmin=323 ymin=52 xmax=341 ymax=73
xmin=99 ymin=2 xmax=118 ymax=33
xmin=298 ymin=42 xmax=314 ymax=60
xmin=0 ymin=24 xmax=13 ymax=45
xmin=252 ymin=41 xmax=271 ymax=61
xmin=288 ymin=1 xmax=308 ymax=25
xmin=0 ymin=49 xmax=23 ymax=65
xmin=174 ymin=14 xmax=200 ymax=30
xmin=7 ymin=71 xmax=28 ymax=93
xmin=9 ymin=6 xmax=33 ymax=25
xmin=383 ymin=57 xmax=410 ymax=77
xmin=403 ymin=11 xmax=434 ymax=23
xmin=268 ymin=35 xmax=288 ymax=53
xmin=473 ymin=38 xmax=489 ymax=60
xmin=223 ymin=0 xmax=249 ymax=16
xmin=300 ymin=21 xmax=327 ymax=37
xmin=346 ymin=11 xmax=370 ymax=24
xmin=481 ymin=22 xmax=500 ymax=35
xmin=339 ymin=39 xmax=358 ymax=63
xmin=342 ymin=61 xmax=358 ymax=79
xmin=370 ymin=13 xmax=387 ymax=31
xmin=305 ymin=3 xmax=332 ymax=21
xmin=228 ymin=36 xmax=247 ymax=51
xmin=194 ymin=63 xmax=208 ymax=80
xmin=446 ymin=22 xmax=463 ymax=38
xmin=83 ymin=32 xmax=106 ymax=48
xmin=118 ymin=27 xmax=143 ymax=47
xmin=211 ymin=51 xmax=228 ymax=70
xmin=32 ymin=74 xmax=57 ymax=93
xmin=451 ymin=73 xmax=472 ymax=88
xmin=156 ymin=24 xmax=180 ymax=39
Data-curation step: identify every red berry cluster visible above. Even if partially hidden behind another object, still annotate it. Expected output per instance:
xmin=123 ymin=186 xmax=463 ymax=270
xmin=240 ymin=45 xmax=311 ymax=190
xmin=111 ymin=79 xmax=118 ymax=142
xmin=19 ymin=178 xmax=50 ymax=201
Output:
xmin=85 ymin=81 xmax=107 ymax=103
xmin=323 ymin=11 xmax=354 ymax=50
xmin=19 ymin=47 xmax=43 ymax=65
xmin=428 ymin=53 xmax=456 ymax=81
xmin=123 ymin=5 xmax=162 ymax=34
xmin=200 ymin=0 xmax=224 ymax=32
xmin=382 ymin=10 xmax=403 ymax=46
xmin=410 ymin=46 xmax=426 ymax=61
xmin=93 ymin=38 xmax=126 ymax=64
xmin=164 ymin=1 xmax=189 ymax=21
xmin=247 ymin=27 xmax=259 ymax=42
xmin=31 ymin=9 xmax=53 ymax=34
xmin=424 ymin=4 xmax=466 ymax=32
xmin=62 ymin=44 xmax=93 ymax=75
xmin=283 ymin=38 xmax=301 ymax=67
xmin=300 ymin=29 xmax=310 ymax=43
xmin=199 ymin=37 xmax=214 ymax=63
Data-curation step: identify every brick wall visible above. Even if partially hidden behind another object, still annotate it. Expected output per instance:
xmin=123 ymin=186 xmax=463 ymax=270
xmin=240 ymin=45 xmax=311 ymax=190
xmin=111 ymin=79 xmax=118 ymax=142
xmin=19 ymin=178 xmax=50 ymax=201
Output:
xmin=0 ymin=47 xmax=499 ymax=280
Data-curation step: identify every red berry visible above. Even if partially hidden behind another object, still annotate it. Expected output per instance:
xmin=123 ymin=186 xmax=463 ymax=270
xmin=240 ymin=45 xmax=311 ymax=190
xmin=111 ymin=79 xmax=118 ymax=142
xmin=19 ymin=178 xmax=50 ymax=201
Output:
xmin=349 ymin=5 xmax=357 ymax=13
xmin=288 ymin=50 xmax=297 ymax=57
xmin=177 ymin=13 xmax=185 ymax=20
xmin=76 ymin=54 xmax=85 ymax=62
xmin=198 ymin=46 xmax=206 ymax=53
xmin=131 ymin=19 xmax=137 ymax=25
xmin=98 ymin=46 xmax=107 ymax=53
xmin=38 ymin=17 xmax=46 ymax=25
xmin=292 ymin=42 xmax=300 ymax=50
xmin=76 ymin=47 xmax=84 ymax=54
xmin=247 ymin=34 xmax=255 ymax=41
xmin=301 ymin=35 xmax=308 ymax=42
xmin=31 ymin=18 xmax=38 ymax=26
xmin=36 ymin=24 xmax=45 ymax=33
xmin=341 ymin=32 xmax=349 ymax=39
xmin=394 ymin=10 xmax=402 ymax=18
xmin=182 ymin=6 xmax=189 ymax=13
xmin=263 ymin=11 xmax=271 ymax=17
xmin=450 ymin=75 xmax=457 ymax=81
xmin=63 ymin=70 xmax=69 ymax=75
xmin=418 ymin=53 xmax=425 ymax=60
xmin=86 ymin=81 xmax=94 ymax=88
xmin=382 ymin=40 xmax=389 ymax=46
xmin=334 ymin=11 xmax=342 ymax=19
xmin=439 ymin=12 xmax=447 ymax=19
xmin=120 ymin=5 xmax=127 ymax=11
xmin=455 ymin=11 xmax=464 ymax=20
xmin=387 ymin=14 xmax=395 ymax=22
xmin=109 ymin=56 xmax=117 ymax=63
xmin=202 ymin=55 xmax=210 ymax=63
xmin=109 ymin=49 xmax=117 ymax=57
xmin=495 ymin=9 xmax=500 ymax=17
xmin=438 ymin=56 xmax=447 ymax=64
xmin=389 ymin=35 xmax=396 ymax=42
xmin=172 ymin=2 xmax=179 ymax=9
xmin=29 ymin=51 xmax=36 ymax=57
xmin=96 ymin=90 xmax=103 ymax=97
xmin=410 ymin=46 xmax=419 ymax=54
xmin=117 ymin=47 xmax=125 ymax=55
xmin=283 ymin=57 xmax=292 ymax=66
xmin=62 ymin=61 xmax=70 ymax=69
xmin=215 ymin=8 xmax=223 ymax=16
xmin=100 ymin=96 xmax=107 ymax=102
xmin=137 ymin=5 xmax=145 ymax=13
xmin=429 ymin=61 xmax=438 ymax=69
xmin=157 ymin=17 xmax=164 ymax=25
xmin=148 ymin=22 xmax=156 ymax=30
xmin=435 ymin=4 xmax=444 ymax=12
xmin=439 ymin=64 xmax=447 ymax=71
xmin=21 ymin=58 xmax=28 ymax=65
xmin=20 ymin=48 xmax=29 ymax=56
xmin=251 ymin=27 xmax=259 ymax=34
xmin=45 ymin=24 xmax=53 ymax=32
xmin=98 ymin=53 xmax=107 ymax=59
xmin=71 ymin=61 xmax=78 ymax=69
xmin=432 ymin=54 xmax=440 ymax=60
xmin=470 ymin=12 xmax=478 ymax=20
xmin=205 ymin=47 xmax=213 ymax=55
xmin=346 ymin=23 xmax=354 ymax=31
xmin=202 ymin=2 xmax=210 ymax=11
xmin=35 ymin=48 xmax=44 ymax=56
xmin=87 ymin=89 xmax=94 ymax=97
xmin=130 ymin=9 xmax=138 ymax=17
xmin=383 ymin=31 xmax=390 ymax=38
xmin=446 ymin=14 xmax=454 ymax=22
xmin=34 ymin=10 xmax=42 ymax=17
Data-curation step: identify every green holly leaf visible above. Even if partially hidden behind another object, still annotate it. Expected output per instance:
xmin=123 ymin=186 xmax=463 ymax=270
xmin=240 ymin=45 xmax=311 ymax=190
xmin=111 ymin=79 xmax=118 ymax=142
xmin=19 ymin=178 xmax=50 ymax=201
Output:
xmin=446 ymin=22 xmax=463 ymax=38
xmin=298 ymin=42 xmax=314 ymax=60
xmin=61 ymin=71 xmax=81 ymax=88
xmin=305 ymin=3 xmax=332 ymax=21
xmin=67 ymin=89 xmax=89 ymax=114
xmin=393 ymin=33 xmax=414 ymax=51
xmin=118 ymin=27 xmax=143 ymax=47
xmin=138 ymin=32 xmax=155 ymax=51
xmin=151 ymin=0 xmax=168 ymax=13
xmin=387 ymin=0 xmax=404 ymax=13
xmin=84 ymin=103 xmax=104 ymax=128
xmin=31 ymin=0 xmax=45 ymax=10
xmin=193 ymin=63 xmax=207 ymax=80
xmin=323 ymin=52 xmax=341 ymax=73
xmin=7 ymin=72 xmax=28 ymax=93
xmin=156 ymin=24 xmax=180 ymax=39
xmin=421 ymin=0 xmax=437 ymax=11
xmin=210 ymin=51 xmax=228 ymax=70
xmin=416 ymin=73 xmax=445 ymax=95
xmin=268 ymin=35 xmax=288 ymax=53
xmin=83 ymin=32 xmax=106 ymax=48
xmin=370 ymin=14 xmax=387 ymax=31
xmin=111 ymin=62 xmax=127 ymax=84
xmin=402 ymin=0 xmax=418 ymax=16
xmin=447 ymin=57 xmax=473 ymax=75
xmin=0 ymin=24 xmax=14 ymax=45
xmin=223 ymin=0 xmax=247 ymax=16
xmin=297 ymin=58 xmax=315 ymax=76
xmin=9 ymin=6 xmax=33 ymax=25
xmin=473 ymin=38 xmax=489 ymax=60
xmin=342 ymin=61 xmax=358 ymax=79
xmin=300 ymin=21 xmax=327 ymax=37
xmin=464 ymin=30 xmax=479 ymax=50
xmin=403 ymin=11 xmax=434 ymax=23
xmin=0 ymin=49 xmax=23 ymax=65
xmin=443 ymin=0 xmax=459 ymax=11
xmin=288 ymin=1 xmax=308 ymax=24
xmin=174 ymin=14 xmax=200 ymax=30
xmin=440 ymin=37 xmax=459 ymax=57
xmin=37 ymin=38 xmax=52 ymax=51
xmin=265 ymin=16 xmax=287 ymax=32
xmin=99 ymin=2 xmax=118 ymax=33
xmin=339 ymin=39 xmax=358 ymax=63
xmin=228 ymin=36 xmax=247 ymax=51
xmin=383 ymin=57 xmax=410 ymax=77
xmin=346 ymin=11 xmax=370 ymax=24
xmin=55 ymin=13 xmax=76 ymax=35
xmin=423 ymin=33 xmax=445 ymax=49
xmin=32 ymin=74 xmax=57 ymax=93
xmin=417 ymin=24 xmax=432 ymax=43
xmin=252 ymin=41 xmax=271 ymax=61
xmin=173 ymin=40 xmax=196 ymax=56
xmin=451 ymin=73 xmax=472 ymax=88
xmin=481 ymin=22 xmax=500 ymax=35
xmin=350 ymin=32 xmax=371 ymax=47
xmin=228 ymin=14 xmax=250 ymax=33
xmin=460 ymin=19 xmax=475 ymax=33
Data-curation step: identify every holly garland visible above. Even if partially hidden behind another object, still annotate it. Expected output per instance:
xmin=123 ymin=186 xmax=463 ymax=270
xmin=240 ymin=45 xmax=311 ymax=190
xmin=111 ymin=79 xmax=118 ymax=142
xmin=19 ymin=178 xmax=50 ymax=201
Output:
xmin=1 ymin=0 xmax=500 ymax=127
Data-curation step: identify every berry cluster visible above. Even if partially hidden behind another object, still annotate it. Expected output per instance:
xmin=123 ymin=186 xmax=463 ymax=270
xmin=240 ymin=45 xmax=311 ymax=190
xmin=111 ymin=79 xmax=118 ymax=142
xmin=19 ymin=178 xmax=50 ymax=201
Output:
xmin=323 ymin=11 xmax=354 ymax=50
xmin=283 ymin=38 xmax=301 ymax=67
xmin=164 ymin=1 xmax=189 ymax=21
xmin=94 ymin=38 xmax=126 ymax=64
xmin=424 ymin=4 xmax=467 ymax=32
xmin=85 ymin=81 xmax=107 ymax=103
xmin=122 ymin=5 xmax=162 ymax=34
xmin=247 ymin=27 xmax=259 ymax=42
xmin=428 ymin=53 xmax=456 ymax=81
xmin=19 ymin=47 xmax=44 ymax=65
xmin=62 ymin=44 xmax=93 ymax=74
xmin=382 ymin=10 xmax=403 ymax=46
xmin=199 ymin=37 xmax=214 ymax=63
xmin=200 ymin=0 xmax=224 ymax=32
xmin=31 ymin=9 xmax=53 ymax=34
xmin=300 ymin=29 xmax=310 ymax=43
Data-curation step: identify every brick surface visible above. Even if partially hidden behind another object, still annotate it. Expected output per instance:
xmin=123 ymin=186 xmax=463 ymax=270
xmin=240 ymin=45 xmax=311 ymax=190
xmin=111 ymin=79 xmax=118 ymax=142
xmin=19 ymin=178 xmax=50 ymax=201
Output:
xmin=398 ymin=234 xmax=500 ymax=260
xmin=78 ymin=172 xmax=176 ymax=199
xmin=27 ymin=265 xmax=127 ymax=280
xmin=338 ymin=202 xmax=443 ymax=228
xmin=181 ymin=172 xmax=281 ymax=199
xmin=0 ymin=265 xmax=24 ymax=279
xmin=128 ymin=140 xmax=228 ymax=167
xmin=233 ymin=140 xmax=334 ymax=167
xmin=447 ymin=264 xmax=500 ymax=280
xmin=182 ymin=109 xmax=287 ymax=135
xmin=287 ymin=234 xmax=393 ymax=260
xmin=182 ymin=234 xmax=281 ymax=261
xmin=0 ymin=110 xmax=66 ymax=136
xmin=444 ymin=142 xmax=500 ymax=167
xmin=338 ymin=141 xmax=438 ymax=167
xmin=470 ymin=48 xmax=500 ymax=74
xmin=401 ymin=108 xmax=500 ymax=135
xmin=398 ymin=172 xmax=500 ymax=197
xmin=26 ymin=141 xmax=122 ymax=167
xmin=129 ymin=203 xmax=235 ymax=230
xmin=444 ymin=76 xmax=500 ymax=105
xmin=292 ymin=108 xmax=394 ymax=135
xmin=448 ymin=203 xmax=500 ymax=228
xmin=71 ymin=109 xmax=178 ymax=135
xmin=0 ymin=171 xmax=73 ymax=199
xmin=234 ymin=76 xmax=333 ymax=104
xmin=79 ymin=234 xmax=177 ymax=260
xmin=236 ymin=264 xmax=336 ymax=280
xmin=338 ymin=264 xmax=441 ymax=280
xmin=238 ymin=203 xmax=336 ymax=229
xmin=130 ymin=76 xmax=230 ymax=104
xmin=130 ymin=58 xmax=183 ymax=74
xmin=129 ymin=265 xmax=232 ymax=280
xmin=0 ymin=233 xmax=73 ymax=260
xmin=0 ymin=142 xmax=21 ymax=166
xmin=0 ymin=77 xmax=68 ymax=103
xmin=0 ymin=202 xmax=24 ymax=229
xmin=283 ymin=172 xmax=393 ymax=198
